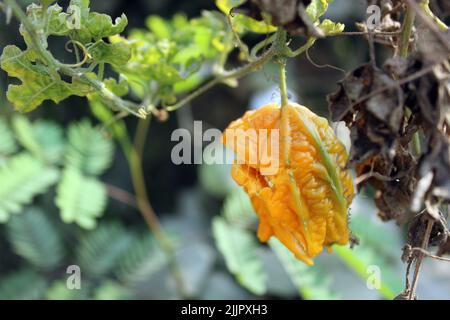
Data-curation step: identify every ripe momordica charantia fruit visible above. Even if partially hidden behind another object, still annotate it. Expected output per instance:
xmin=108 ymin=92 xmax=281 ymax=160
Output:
xmin=222 ymin=102 xmax=355 ymax=265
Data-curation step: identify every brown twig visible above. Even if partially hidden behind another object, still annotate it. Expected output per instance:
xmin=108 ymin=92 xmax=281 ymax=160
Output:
xmin=408 ymin=218 xmax=434 ymax=300
xmin=106 ymin=183 xmax=138 ymax=208
xmin=411 ymin=247 xmax=450 ymax=262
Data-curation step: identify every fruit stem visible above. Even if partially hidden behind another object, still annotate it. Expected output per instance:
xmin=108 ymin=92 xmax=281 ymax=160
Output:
xmin=279 ymin=57 xmax=289 ymax=107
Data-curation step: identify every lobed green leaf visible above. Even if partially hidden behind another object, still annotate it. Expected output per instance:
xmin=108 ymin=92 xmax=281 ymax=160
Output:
xmin=55 ymin=167 xmax=107 ymax=229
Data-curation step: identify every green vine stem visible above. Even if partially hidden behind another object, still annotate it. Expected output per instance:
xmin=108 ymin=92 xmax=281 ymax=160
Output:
xmin=131 ymin=118 xmax=189 ymax=298
xmin=107 ymin=116 xmax=189 ymax=298
xmin=399 ymin=3 xmax=416 ymax=58
xmin=278 ymin=58 xmax=289 ymax=107
xmin=166 ymin=28 xmax=288 ymax=112
xmin=419 ymin=0 xmax=448 ymax=31
xmin=398 ymin=5 xmax=421 ymax=156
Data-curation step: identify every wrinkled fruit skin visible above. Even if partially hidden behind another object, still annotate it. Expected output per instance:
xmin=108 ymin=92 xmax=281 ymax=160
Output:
xmin=222 ymin=102 xmax=355 ymax=265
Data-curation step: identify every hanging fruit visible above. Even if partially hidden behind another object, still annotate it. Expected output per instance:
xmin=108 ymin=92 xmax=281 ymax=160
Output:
xmin=222 ymin=102 xmax=355 ymax=265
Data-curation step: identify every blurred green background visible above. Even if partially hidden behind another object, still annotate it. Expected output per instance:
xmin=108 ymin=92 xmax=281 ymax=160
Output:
xmin=0 ymin=0 xmax=449 ymax=300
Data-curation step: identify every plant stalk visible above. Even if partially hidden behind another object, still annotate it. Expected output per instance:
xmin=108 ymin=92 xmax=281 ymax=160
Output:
xmin=166 ymin=28 xmax=287 ymax=112
xmin=121 ymin=119 xmax=189 ymax=298
xmin=399 ymin=3 xmax=416 ymax=58
xmin=279 ymin=58 xmax=289 ymax=106
xmin=408 ymin=218 xmax=434 ymax=300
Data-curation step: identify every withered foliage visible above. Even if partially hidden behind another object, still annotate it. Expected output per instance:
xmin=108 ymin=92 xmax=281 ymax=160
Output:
xmin=230 ymin=0 xmax=326 ymax=37
xmin=327 ymin=16 xmax=450 ymax=255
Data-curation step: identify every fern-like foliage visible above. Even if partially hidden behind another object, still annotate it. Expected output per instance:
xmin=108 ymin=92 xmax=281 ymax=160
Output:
xmin=0 ymin=118 xmax=17 ymax=157
xmin=0 ymin=269 xmax=48 ymax=300
xmin=93 ymin=280 xmax=130 ymax=300
xmin=11 ymin=116 xmax=66 ymax=164
xmin=0 ymin=153 xmax=59 ymax=222
xmin=55 ymin=168 xmax=107 ymax=229
xmin=212 ymin=216 xmax=267 ymax=295
xmin=6 ymin=207 xmax=64 ymax=270
xmin=76 ymin=223 xmax=135 ymax=277
xmin=116 ymin=235 xmax=167 ymax=285
xmin=33 ymin=120 xmax=66 ymax=164
xmin=269 ymin=238 xmax=339 ymax=300
xmin=65 ymin=120 xmax=114 ymax=176
xmin=12 ymin=116 xmax=46 ymax=161
xmin=45 ymin=280 xmax=91 ymax=300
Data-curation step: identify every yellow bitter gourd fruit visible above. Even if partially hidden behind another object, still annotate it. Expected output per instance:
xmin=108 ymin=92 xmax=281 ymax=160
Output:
xmin=222 ymin=102 xmax=355 ymax=265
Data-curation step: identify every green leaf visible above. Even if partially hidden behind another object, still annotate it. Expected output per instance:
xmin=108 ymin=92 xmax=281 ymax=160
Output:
xmin=12 ymin=116 xmax=66 ymax=164
xmin=0 ymin=118 xmax=17 ymax=156
xmin=319 ymin=19 xmax=345 ymax=35
xmin=12 ymin=115 xmax=45 ymax=160
xmin=93 ymin=281 xmax=129 ymax=300
xmin=215 ymin=0 xmax=277 ymax=34
xmin=102 ymin=78 xmax=129 ymax=97
xmin=113 ymin=12 xmax=231 ymax=101
xmin=6 ymin=207 xmax=64 ymax=270
xmin=40 ymin=0 xmax=58 ymax=6
xmin=87 ymin=40 xmax=131 ymax=66
xmin=116 ymin=235 xmax=167 ymax=285
xmin=83 ymin=12 xmax=128 ymax=41
xmin=76 ymin=223 xmax=135 ymax=276
xmin=212 ymin=217 xmax=267 ymax=295
xmin=33 ymin=120 xmax=66 ymax=164
xmin=269 ymin=238 xmax=338 ymax=300
xmin=46 ymin=280 xmax=91 ymax=300
xmin=146 ymin=16 xmax=171 ymax=39
xmin=89 ymin=99 xmax=128 ymax=141
xmin=0 ymin=1 xmax=130 ymax=112
xmin=0 ymin=269 xmax=48 ymax=300
xmin=0 ymin=153 xmax=59 ymax=222
xmin=306 ymin=0 xmax=335 ymax=22
xmin=0 ymin=45 xmax=90 ymax=112
xmin=41 ymin=0 xmax=129 ymax=43
xmin=55 ymin=168 xmax=107 ymax=229
xmin=65 ymin=120 xmax=114 ymax=176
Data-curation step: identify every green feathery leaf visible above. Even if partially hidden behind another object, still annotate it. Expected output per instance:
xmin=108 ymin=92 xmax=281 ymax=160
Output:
xmin=0 ymin=153 xmax=59 ymax=222
xmin=76 ymin=223 xmax=135 ymax=277
xmin=116 ymin=235 xmax=167 ymax=285
xmin=6 ymin=207 xmax=65 ymax=270
xmin=0 ymin=118 xmax=17 ymax=157
xmin=55 ymin=167 xmax=107 ymax=229
xmin=65 ymin=120 xmax=114 ymax=176
xmin=0 ymin=269 xmax=48 ymax=300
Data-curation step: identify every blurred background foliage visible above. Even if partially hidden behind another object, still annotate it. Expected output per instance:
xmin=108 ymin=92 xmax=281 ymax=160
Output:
xmin=0 ymin=0 xmax=449 ymax=300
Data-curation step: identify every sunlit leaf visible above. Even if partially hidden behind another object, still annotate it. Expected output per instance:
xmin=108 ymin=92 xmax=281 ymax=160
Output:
xmin=0 ymin=46 xmax=90 ymax=112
